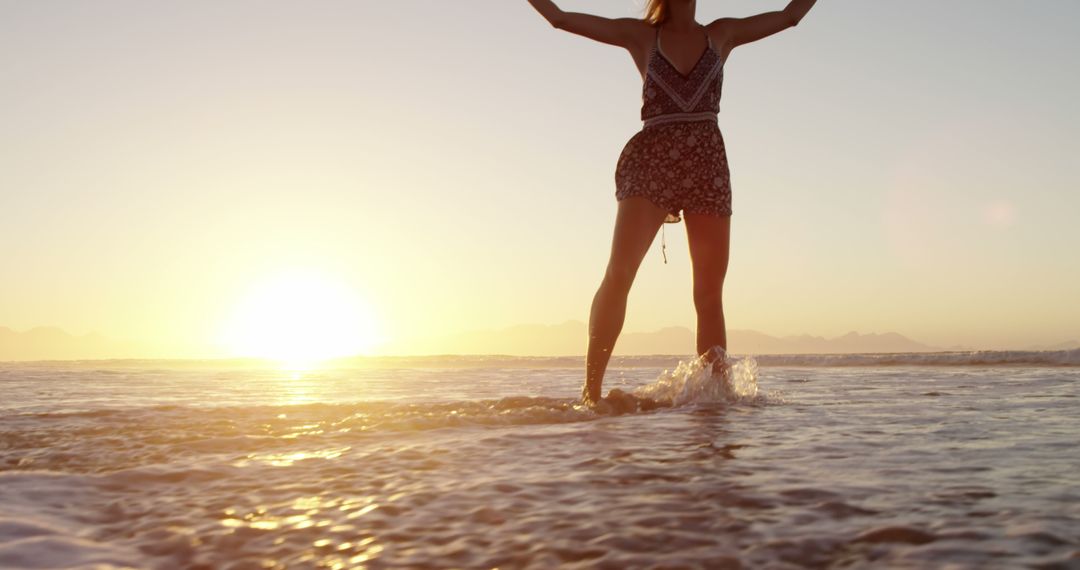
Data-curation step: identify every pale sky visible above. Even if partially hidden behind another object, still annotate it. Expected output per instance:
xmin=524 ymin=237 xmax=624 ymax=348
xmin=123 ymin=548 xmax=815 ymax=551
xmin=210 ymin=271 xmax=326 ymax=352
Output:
xmin=2 ymin=0 xmax=1078 ymax=357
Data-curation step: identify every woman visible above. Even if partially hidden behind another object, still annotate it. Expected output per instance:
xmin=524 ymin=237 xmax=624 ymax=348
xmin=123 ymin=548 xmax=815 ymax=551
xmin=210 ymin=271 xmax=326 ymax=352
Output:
xmin=526 ymin=0 xmax=817 ymax=405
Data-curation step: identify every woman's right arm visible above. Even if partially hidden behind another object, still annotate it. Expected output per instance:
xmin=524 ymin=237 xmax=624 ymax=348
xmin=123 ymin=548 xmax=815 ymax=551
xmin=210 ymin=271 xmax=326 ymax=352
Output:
xmin=527 ymin=0 xmax=648 ymax=49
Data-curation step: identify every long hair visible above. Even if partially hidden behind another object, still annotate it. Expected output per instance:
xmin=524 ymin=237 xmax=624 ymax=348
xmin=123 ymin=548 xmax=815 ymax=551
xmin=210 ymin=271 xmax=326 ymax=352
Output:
xmin=644 ymin=0 xmax=667 ymax=26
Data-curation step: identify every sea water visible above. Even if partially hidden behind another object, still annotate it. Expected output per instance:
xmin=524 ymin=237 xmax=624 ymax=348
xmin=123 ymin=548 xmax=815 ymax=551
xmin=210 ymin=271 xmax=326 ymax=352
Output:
xmin=1 ymin=351 xmax=1078 ymax=569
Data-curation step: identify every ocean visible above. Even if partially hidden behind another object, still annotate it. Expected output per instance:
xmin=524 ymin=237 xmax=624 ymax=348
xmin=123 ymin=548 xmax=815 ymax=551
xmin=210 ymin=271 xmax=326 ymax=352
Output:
xmin=1 ymin=351 xmax=1078 ymax=569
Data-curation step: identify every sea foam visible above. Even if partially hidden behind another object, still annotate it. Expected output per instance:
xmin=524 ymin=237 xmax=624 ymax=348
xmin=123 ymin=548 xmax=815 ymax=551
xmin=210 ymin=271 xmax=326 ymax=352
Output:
xmin=633 ymin=348 xmax=763 ymax=406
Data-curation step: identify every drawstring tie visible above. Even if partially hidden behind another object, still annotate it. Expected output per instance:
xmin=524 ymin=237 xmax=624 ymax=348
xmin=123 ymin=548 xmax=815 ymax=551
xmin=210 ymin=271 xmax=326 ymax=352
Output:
xmin=661 ymin=224 xmax=667 ymax=264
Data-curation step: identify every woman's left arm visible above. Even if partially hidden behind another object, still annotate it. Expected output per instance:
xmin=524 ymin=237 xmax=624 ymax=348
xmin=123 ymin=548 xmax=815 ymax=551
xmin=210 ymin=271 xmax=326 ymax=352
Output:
xmin=716 ymin=0 xmax=818 ymax=49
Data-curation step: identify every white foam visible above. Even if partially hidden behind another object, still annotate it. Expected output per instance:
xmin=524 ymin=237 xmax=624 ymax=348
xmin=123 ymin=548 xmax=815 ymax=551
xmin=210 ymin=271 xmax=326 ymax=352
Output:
xmin=633 ymin=349 xmax=763 ymax=406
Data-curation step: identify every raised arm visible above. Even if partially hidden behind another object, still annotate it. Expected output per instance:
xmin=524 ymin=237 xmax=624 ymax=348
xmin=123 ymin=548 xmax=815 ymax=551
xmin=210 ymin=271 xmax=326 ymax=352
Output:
xmin=527 ymin=0 xmax=649 ymax=50
xmin=716 ymin=0 xmax=818 ymax=49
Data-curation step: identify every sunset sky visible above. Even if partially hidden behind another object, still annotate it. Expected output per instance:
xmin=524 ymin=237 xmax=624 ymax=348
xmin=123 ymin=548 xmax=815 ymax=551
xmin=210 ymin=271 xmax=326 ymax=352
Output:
xmin=2 ymin=0 xmax=1078 ymax=358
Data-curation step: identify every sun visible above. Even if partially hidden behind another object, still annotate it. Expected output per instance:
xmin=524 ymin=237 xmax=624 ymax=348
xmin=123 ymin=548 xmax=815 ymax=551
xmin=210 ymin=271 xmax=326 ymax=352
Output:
xmin=220 ymin=271 xmax=379 ymax=368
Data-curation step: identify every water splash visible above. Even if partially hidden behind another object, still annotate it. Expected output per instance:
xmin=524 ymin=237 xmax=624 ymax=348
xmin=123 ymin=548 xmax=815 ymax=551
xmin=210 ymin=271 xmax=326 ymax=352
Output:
xmin=633 ymin=347 xmax=762 ymax=406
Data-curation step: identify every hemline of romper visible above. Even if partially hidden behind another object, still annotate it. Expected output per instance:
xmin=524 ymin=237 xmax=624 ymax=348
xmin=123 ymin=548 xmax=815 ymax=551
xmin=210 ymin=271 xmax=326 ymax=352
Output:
xmin=615 ymin=193 xmax=733 ymax=224
xmin=614 ymin=118 xmax=732 ymax=224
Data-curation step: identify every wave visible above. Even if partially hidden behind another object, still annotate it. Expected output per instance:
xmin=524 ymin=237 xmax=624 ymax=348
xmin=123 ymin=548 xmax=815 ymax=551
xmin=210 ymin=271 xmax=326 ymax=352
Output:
xmin=12 ymin=356 xmax=767 ymax=435
xmin=1 ymin=363 xmax=768 ymax=476
xmin=3 ymin=353 xmax=767 ymax=474
xmin=750 ymin=349 xmax=1080 ymax=367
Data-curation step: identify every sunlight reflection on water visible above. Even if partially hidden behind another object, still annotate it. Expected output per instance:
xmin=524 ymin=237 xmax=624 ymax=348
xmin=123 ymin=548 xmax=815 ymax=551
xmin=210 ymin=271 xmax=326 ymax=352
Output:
xmin=0 ymin=362 xmax=1078 ymax=568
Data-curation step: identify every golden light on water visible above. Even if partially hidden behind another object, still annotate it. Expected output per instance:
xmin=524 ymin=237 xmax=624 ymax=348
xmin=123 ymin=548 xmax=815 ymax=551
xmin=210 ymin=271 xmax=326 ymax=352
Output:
xmin=219 ymin=271 xmax=379 ymax=369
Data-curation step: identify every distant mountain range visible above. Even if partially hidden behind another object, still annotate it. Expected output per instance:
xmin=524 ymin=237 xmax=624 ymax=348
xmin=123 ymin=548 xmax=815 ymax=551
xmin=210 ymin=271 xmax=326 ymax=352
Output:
xmin=1026 ymin=340 xmax=1080 ymax=351
xmin=377 ymin=320 xmax=941 ymax=356
xmin=0 ymin=326 xmax=140 ymax=361
xmin=3 ymin=323 xmax=1077 ymax=361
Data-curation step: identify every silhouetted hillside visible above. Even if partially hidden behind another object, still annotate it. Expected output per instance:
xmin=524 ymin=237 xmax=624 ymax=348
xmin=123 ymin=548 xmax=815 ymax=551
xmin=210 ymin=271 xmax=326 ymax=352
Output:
xmin=0 ymin=327 xmax=140 ymax=361
xmin=376 ymin=321 xmax=938 ymax=356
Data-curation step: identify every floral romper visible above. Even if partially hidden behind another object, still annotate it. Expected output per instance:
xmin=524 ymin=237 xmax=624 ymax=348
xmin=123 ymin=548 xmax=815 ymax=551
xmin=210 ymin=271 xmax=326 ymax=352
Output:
xmin=615 ymin=24 xmax=732 ymax=223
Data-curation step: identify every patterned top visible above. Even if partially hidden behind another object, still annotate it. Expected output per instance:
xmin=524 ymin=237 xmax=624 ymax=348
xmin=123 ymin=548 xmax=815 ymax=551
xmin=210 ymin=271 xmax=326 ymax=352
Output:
xmin=641 ymin=25 xmax=725 ymax=128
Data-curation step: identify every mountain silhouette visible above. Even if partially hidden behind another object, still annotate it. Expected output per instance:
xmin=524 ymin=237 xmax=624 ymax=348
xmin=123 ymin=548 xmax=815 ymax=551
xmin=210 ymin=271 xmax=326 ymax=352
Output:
xmin=377 ymin=320 xmax=938 ymax=356
xmin=0 ymin=327 xmax=141 ymax=361
xmin=0 ymin=322 xmax=964 ymax=361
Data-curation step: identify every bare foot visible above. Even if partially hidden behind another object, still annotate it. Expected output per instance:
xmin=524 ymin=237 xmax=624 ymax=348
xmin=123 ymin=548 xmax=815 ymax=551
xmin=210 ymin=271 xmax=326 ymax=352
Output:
xmin=580 ymin=395 xmax=613 ymax=415
xmin=580 ymin=387 xmax=673 ymax=415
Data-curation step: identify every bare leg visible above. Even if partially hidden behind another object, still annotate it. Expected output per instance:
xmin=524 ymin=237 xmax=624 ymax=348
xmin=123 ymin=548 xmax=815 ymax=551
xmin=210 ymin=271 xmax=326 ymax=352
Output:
xmin=584 ymin=197 xmax=668 ymax=403
xmin=684 ymin=213 xmax=731 ymax=358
